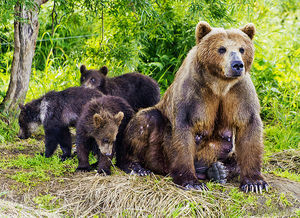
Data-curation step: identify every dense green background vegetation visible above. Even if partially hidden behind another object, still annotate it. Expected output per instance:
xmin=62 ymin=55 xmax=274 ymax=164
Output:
xmin=0 ymin=0 xmax=299 ymax=161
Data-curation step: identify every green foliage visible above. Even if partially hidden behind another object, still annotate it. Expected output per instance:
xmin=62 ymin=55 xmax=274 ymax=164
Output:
xmin=0 ymin=111 xmax=19 ymax=143
xmin=0 ymin=154 xmax=77 ymax=186
xmin=33 ymin=194 xmax=61 ymax=210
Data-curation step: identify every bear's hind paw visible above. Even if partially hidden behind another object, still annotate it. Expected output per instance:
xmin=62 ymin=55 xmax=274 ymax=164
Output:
xmin=183 ymin=182 xmax=208 ymax=191
xmin=129 ymin=162 xmax=152 ymax=176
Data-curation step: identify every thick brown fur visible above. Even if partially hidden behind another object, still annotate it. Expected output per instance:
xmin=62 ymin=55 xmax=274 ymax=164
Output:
xmin=157 ymin=21 xmax=266 ymax=190
xmin=76 ymin=95 xmax=134 ymax=174
xmin=124 ymin=21 xmax=267 ymax=191
xmin=123 ymin=107 xmax=235 ymax=185
xmin=80 ymin=65 xmax=160 ymax=111
xmin=18 ymin=87 xmax=103 ymax=160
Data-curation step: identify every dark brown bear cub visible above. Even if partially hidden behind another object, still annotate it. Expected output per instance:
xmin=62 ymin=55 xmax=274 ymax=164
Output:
xmin=18 ymin=87 xmax=103 ymax=160
xmin=80 ymin=65 xmax=160 ymax=111
xmin=123 ymin=107 xmax=235 ymax=189
xmin=76 ymin=95 xmax=134 ymax=174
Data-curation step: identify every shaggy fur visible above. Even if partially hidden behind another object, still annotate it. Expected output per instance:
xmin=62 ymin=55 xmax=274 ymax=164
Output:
xmin=123 ymin=107 xmax=235 ymax=185
xmin=76 ymin=95 xmax=134 ymax=174
xmin=123 ymin=21 xmax=267 ymax=192
xmin=80 ymin=65 xmax=160 ymax=111
xmin=18 ymin=87 xmax=103 ymax=160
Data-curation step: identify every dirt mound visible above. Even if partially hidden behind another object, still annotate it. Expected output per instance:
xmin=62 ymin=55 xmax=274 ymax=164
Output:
xmin=265 ymin=174 xmax=300 ymax=200
xmin=265 ymin=149 xmax=300 ymax=173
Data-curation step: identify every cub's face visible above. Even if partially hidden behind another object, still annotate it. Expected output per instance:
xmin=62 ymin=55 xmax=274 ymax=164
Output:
xmin=194 ymin=129 xmax=233 ymax=164
xmin=92 ymin=111 xmax=124 ymax=157
xmin=80 ymin=65 xmax=108 ymax=91
xmin=18 ymin=104 xmax=39 ymax=139
xmin=195 ymin=22 xmax=255 ymax=80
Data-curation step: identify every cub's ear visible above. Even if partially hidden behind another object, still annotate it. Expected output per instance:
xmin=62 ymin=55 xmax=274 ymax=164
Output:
xmin=100 ymin=66 xmax=108 ymax=76
xmin=114 ymin=111 xmax=124 ymax=126
xmin=80 ymin=65 xmax=87 ymax=75
xmin=240 ymin=23 xmax=255 ymax=40
xmin=195 ymin=21 xmax=212 ymax=44
xmin=19 ymin=103 xmax=25 ymax=110
xmin=93 ymin=114 xmax=104 ymax=128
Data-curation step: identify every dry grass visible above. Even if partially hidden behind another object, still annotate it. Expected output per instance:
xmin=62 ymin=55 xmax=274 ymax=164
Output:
xmin=265 ymin=149 xmax=300 ymax=173
xmin=0 ymin=199 xmax=58 ymax=217
xmin=0 ymin=142 xmax=299 ymax=217
xmin=56 ymin=172 xmax=234 ymax=217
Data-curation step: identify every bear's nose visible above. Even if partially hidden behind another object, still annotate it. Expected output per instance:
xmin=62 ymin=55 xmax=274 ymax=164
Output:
xmin=231 ymin=61 xmax=244 ymax=76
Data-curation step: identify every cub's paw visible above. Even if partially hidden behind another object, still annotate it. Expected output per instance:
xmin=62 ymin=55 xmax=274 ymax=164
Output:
xmin=207 ymin=162 xmax=228 ymax=184
xmin=240 ymin=178 xmax=269 ymax=194
xmin=60 ymin=154 xmax=71 ymax=161
xmin=76 ymin=166 xmax=90 ymax=172
xmin=97 ymin=168 xmax=111 ymax=176
xmin=129 ymin=162 xmax=151 ymax=176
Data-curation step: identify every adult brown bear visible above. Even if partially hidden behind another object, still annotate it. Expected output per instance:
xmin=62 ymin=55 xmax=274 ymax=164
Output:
xmin=123 ymin=21 xmax=268 ymax=193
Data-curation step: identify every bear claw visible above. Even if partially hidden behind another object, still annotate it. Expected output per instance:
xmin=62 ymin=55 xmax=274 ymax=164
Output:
xmin=241 ymin=181 xmax=269 ymax=194
xmin=128 ymin=163 xmax=151 ymax=176
xmin=184 ymin=183 xmax=208 ymax=191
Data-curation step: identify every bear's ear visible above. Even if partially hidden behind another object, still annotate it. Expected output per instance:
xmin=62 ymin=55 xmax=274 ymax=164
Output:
xmin=93 ymin=114 xmax=105 ymax=128
xmin=195 ymin=21 xmax=212 ymax=44
xmin=100 ymin=66 xmax=108 ymax=76
xmin=240 ymin=23 xmax=255 ymax=40
xmin=114 ymin=111 xmax=124 ymax=126
xmin=19 ymin=103 xmax=25 ymax=110
xmin=80 ymin=65 xmax=87 ymax=75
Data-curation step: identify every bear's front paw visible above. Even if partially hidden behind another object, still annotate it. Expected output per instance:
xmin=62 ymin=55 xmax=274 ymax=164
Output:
xmin=240 ymin=178 xmax=269 ymax=194
xmin=60 ymin=154 xmax=72 ymax=161
xmin=76 ymin=166 xmax=90 ymax=172
xmin=129 ymin=162 xmax=151 ymax=176
xmin=207 ymin=162 xmax=228 ymax=184
xmin=97 ymin=168 xmax=111 ymax=176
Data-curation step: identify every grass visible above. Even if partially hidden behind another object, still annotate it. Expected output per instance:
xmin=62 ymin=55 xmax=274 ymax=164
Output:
xmin=0 ymin=145 xmax=77 ymax=187
xmin=0 ymin=140 xmax=299 ymax=216
xmin=53 ymin=172 xmax=299 ymax=217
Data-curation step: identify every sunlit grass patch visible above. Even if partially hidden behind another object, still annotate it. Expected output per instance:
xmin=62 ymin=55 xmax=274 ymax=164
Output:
xmin=0 ymin=154 xmax=77 ymax=186
xmin=33 ymin=194 xmax=61 ymax=210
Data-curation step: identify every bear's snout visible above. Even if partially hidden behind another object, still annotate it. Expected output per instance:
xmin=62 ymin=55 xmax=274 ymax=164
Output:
xmin=231 ymin=60 xmax=244 ymax=77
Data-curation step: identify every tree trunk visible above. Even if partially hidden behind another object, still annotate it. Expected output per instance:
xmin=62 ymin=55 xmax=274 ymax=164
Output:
xmin=0 ymin=0 xmax=48 ymax=113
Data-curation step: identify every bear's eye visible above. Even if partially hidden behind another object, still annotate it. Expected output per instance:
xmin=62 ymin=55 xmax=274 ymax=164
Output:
xmin=239 ymin=47 xmax=245 ymax=54
xmin=195 ymin=134 xmax=203 ymax=145
xmin=91 ymin=78 xmax=96 ymax=83
xmin=218 ymin=47 xmax=226 ymax=54
xmin=102 ymin=138 xmax=109 ymax=144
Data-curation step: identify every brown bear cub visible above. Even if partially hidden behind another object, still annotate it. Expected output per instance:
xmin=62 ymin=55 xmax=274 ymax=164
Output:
xmin=76 ymin=95 xmax=134 ymax=174
xmin=18 ymin=87 xmax=103 ymax=160
xmin=80 ymin=65 xmax=160 ymax=111
xmin=124 ymin=21 xmax=268 ymax=193
xmin=122 ymin=108 xmax=234 ymax=189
